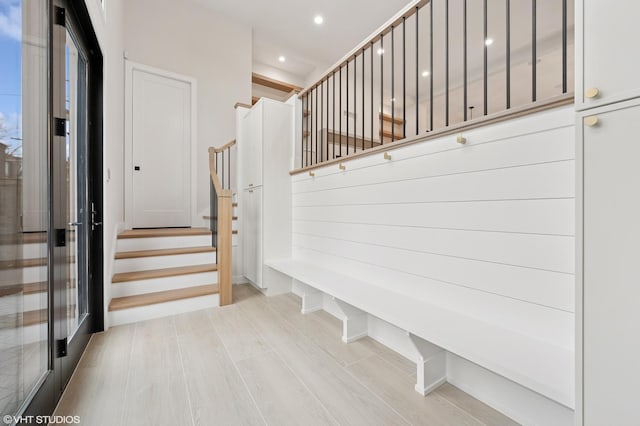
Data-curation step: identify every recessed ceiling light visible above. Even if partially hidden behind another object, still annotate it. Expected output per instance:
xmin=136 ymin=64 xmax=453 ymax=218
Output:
xmin=422 ymin=70 xmax=430 ymax=77
xmin=278 ymin=56 xmax=286 ymax=63
xmin=377 ymin=48 xmax=384 ymax=55
xmin=485 ymin=38 xmax=494 ymax=46
xmin=314 ymin=15 xmax=324 ymax=25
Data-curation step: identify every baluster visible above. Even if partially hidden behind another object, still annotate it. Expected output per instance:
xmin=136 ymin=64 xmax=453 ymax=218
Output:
xmin=371 ymin=41 xmax=374 ymax=146
xmin=321 ymin=79 xmax=324 ymax=163
xmin=346 ymin=59 xmax=350 ymax=156
xmin=380 ymin=33 xmax=384 ymax=144
xmin=506 ymin=0 xmax=511 ymax=109
xmin=402 ymin=16 xmax=406 ymax=139
xmin=429 ymin=0 xmax=433 ymax=131
xmin=362 ymin=49 xmax=365 ymax=151
xmin=445 ymin=0 xmax=449 ymax=127
xmin=464 ymin=0 xmax=468 ymax=120
xmin=353 ymin=54 xmax=356 ymax=152
xmin=532 ymin=0 xmax=537 ymax=102
xmin=562 ymin=0 xmax=567 ymax=93
xmin=339 ymin=65 xmax=342 ymax=158
xmin=415 ymin=7 xmax=419 ymax=135
xmin=483 ymin=0 xmax=488 ymax=116
xmin=391 ymin=25 xmax=395 ymax=142
xmin=333 ymin=71 xmax=336 ymax=159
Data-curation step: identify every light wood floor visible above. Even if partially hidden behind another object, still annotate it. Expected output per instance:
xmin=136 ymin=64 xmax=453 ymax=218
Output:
xmin=52 ymin=284 xmax=519 ymax=426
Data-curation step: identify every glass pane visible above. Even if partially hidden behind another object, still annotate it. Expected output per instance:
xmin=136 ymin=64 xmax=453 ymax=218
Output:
xmin=0 ymin=0 xmax=49 ymax=417
xmin=65 ymin=30 xmax=88 ymax=339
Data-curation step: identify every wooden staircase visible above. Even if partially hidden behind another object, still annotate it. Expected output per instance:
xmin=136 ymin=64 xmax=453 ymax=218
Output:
xmin=108 ymin=227 xmax=221 ymax=326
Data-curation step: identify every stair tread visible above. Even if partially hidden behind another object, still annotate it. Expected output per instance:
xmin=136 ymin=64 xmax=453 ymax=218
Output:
xmin=108 ymin=284 xmax=219 ymax=311
xmin=118 ymin=227 xmax=211 ymax=239
xmin=202 ymin=216 xmax=239 ymax=221
xmin=112 ymin=264 xmax=217 ymax=283
xmin=213 ymin=230 xmax=238 ymax=235
xmin=115 ymin=246 xmax=216 ymax=260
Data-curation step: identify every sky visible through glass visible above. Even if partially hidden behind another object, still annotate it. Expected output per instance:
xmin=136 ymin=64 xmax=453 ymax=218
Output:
xmin=0 ymin=0 xmax=22 ymax=157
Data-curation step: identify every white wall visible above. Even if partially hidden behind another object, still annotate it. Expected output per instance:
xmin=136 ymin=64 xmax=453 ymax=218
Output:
xmin=291 ymin=105 xmax=575 ymax=424
xmin=123 ymin=0 xmax=252 ymax=220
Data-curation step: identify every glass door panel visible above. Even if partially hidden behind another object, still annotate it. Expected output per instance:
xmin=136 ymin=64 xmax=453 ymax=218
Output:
xmin=64 ymin=29 xmax=88 ymax=341
xmin=0 ymin=0 xmax=50 ymax=418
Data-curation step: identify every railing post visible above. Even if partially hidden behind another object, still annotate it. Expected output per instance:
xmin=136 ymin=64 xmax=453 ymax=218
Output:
xmin=218 ymin=190 xmax=233 ymax=306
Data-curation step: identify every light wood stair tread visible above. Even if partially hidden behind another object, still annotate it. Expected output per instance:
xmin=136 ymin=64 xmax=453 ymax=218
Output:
xmin=379 ymin=112 xmax=406 ymax=125
xmin=202 ymin=216 xmax=238 ymax=221
xmin=0 ymin=308 xmax=47 ymax=326
xmin=108 ymin=284 xmax=219 ymax=311
xmin=213 ymin=230 xmax=238 ymax=235
xmin=118 ymin=227 xmax=211 ymax=239
xmin=112 ymin=264 xmax=218 ymax=283
xmin=115 ymin=246 xmax=216 ymax=260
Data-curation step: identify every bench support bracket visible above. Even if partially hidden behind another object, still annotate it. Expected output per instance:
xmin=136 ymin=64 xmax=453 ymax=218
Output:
xmin=293 ymin=280 xmax=323 ymax=314
xmin=333 ymin=298 xmax=368 ymax=343
xmin=407 ymin=332 xmax=447 ymax=396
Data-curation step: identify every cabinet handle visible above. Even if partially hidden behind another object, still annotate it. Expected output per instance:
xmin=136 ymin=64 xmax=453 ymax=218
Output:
xmin=585 ymin=87 xmax=600 ymax=99
xmin=248 ymin=183 xmax=253 ymax=187
xmin=584 ymin=116 xmax=599 ymax=127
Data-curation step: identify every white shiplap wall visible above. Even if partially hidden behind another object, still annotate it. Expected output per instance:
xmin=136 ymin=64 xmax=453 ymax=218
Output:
xmin=291 ymin=106 xmax=575 ymax=380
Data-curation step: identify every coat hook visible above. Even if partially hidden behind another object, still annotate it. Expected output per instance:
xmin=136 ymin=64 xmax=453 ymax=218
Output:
xmin=456 ymin=134 xmax=467 ymax=144
xmin=309 ymin=171 xmax=315 ymax=177
xmin=339 ymin=163 xmax=346 ymax=170
xmin=384 ymin=152 xmax=392 ymax=160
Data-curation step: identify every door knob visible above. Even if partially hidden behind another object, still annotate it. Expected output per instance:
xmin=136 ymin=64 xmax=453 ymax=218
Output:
xmin=584 ymin=116 xmax=599 ymax=127
xmin=585 ymin=87 xmax=600 ymax=99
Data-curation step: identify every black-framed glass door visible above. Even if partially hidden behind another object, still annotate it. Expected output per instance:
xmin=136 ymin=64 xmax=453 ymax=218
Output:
xmin=0 ymin=0 xmax=103 ymax=422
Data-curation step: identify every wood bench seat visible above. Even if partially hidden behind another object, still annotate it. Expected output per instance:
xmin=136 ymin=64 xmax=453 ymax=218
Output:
xmin=265 ymin=257 xmax=573 ymax=408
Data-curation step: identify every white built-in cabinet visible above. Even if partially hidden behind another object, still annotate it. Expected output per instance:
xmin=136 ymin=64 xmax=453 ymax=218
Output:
xmin=577 ymin=1 xmax=640 ymax=110
xmin=240 ymin=99 xmax=293 ymax=289
xmin=577 ymin=1 xmax=640 ymax=424
xmin=578 ymin=100 xmax=640 ymax=426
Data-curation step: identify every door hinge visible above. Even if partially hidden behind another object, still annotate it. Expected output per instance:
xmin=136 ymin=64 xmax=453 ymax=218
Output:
xmin=55 ymin=228 xmax=66 ymax=247
xmin=56 ymin=337 xmax=67 ymax=358
xmin=54 ymin=117 xmax=66 ymax=137
xmin=54 ymin=6 xmax=65 ymax=27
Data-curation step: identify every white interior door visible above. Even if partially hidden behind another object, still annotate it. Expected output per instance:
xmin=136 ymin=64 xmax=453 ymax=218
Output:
xmin=131 ymin=68 xmax=192 ymax=228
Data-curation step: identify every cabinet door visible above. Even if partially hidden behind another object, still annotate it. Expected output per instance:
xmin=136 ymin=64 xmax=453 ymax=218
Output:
xmin=242 ymin=188 xmax=257 ymax=284
xmin=241 ymin=187 xmax=264 ymax=287
xmin=582 ymin=102 xmax=640 ymax=425
xmin=244 ymin=103 xmax=263 ymax=188
xmin=579 ymin=1 xmax=640 ymax=109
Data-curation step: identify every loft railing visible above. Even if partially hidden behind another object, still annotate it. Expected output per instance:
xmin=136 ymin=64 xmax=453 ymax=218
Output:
xmin=208 ymin=140 xmax=235 ymax=306
xmin=298 ymin=0 xmax=574 ymax=168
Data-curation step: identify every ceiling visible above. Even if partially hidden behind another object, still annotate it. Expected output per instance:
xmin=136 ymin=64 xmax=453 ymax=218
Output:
xmin=195 ymin=0 xmax=413 ymax=82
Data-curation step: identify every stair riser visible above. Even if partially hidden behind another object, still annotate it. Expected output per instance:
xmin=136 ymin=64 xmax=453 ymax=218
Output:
xmin=117 ymin=235 xmax=212 ymax=252
xmin=0 ymin=243 xmax=47 ymax=261
xmin=111 ymin=271 xmax=218 ymax=298
xmin=114 ymin=252 xmax=217 ymax=273
xmin=23 ymin=291 xmax=47 ymax=312
xmin=0 ymin=266 xmax=74 ymax=284
xmin=109 ymin=293 xmax=219 ymax=326
xmin=0 ymin=323 xmax=47 ymax=345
